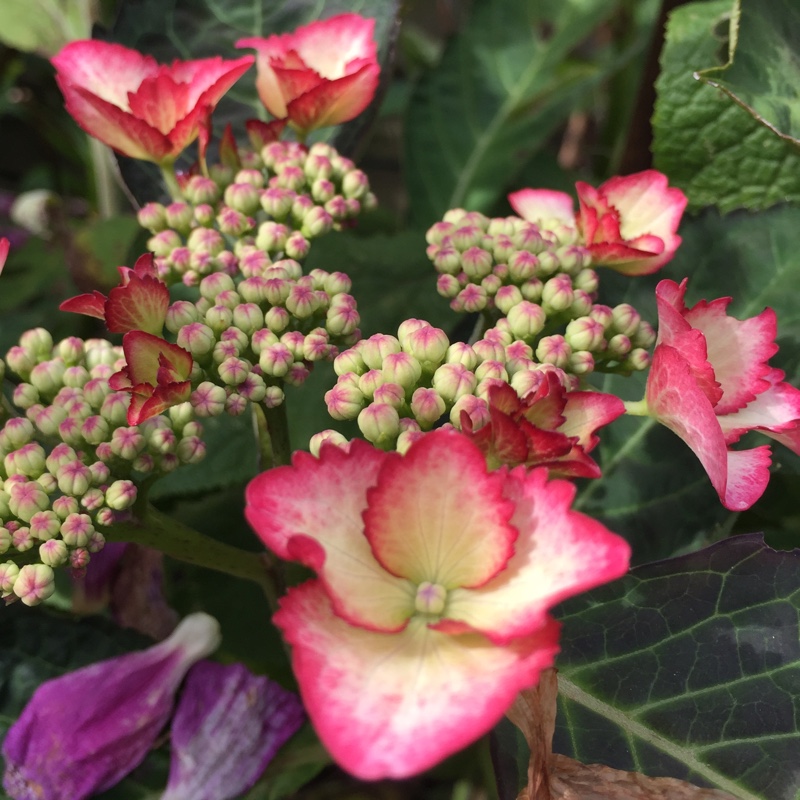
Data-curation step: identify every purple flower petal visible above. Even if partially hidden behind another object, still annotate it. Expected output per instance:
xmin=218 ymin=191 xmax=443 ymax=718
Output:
xmin=2 ymin=613 xmax=221 ymax=800
xmin=163 ymin=661 xmax=305 ymax=800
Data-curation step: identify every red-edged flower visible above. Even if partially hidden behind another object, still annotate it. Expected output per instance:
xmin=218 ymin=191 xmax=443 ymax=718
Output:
xmin=460 ymin=378 xmax=624 ymax=477
xmin=245 ymin=430 xmax=630 ymax=779
xmin=646 ymin=279 xmax=800 ymax=510
xmin=0 ymin=237 xmax=9 ymax=275
xmin=110 ymin=331 xmax=193 ymax=425
xmin=237 ymin=14 xmax=379 ymax=135
xmin=51 ymin=41 xmax=253 ymax=164
xmin=60 ymin=253 xmax=169 ymax=336
xmin=509 ymin=170 xmax=687 ymax=276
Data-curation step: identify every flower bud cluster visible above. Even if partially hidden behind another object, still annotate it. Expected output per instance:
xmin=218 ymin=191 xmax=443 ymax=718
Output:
xmin=425 ymin=209 xmax=654 ymax=377
xmin=166 ymin=261 xmax=360 ymax=417
xmin=318 ymin=319 xmax=577 ymax=452
xmin=138 ymin=141 xmax=376 ymax=288
xmin=0 ymin=331 xmax=208 ymax=605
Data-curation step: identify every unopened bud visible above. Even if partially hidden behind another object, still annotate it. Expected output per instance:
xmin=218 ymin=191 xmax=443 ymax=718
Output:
xmin=39 ymin=538 xmax=68 ymax=568
xmin=191 ymin=382 xmax=227 ymax=417
xmin=177 ymin=323 xmax=217 ymax=359
xmin=631 ymin=321 xmax=656 ymax=350
xmin=309 ymin=429 xmax=348 ymax=456
xmin=565 ymin=317 xmax=606 ymax=352
xmin=507 ymin=301 xmax=546 ymax=340
xmin=460 ymin=247 xmax=493 ymax=280
xmin=569 ymin=350 xmax=595 ymax=374
xmin=357 ymin=404 xmax=401 ymax=446
xmin=13 ymin=563 xmax=55 ymax=606
xmin=431 ymin=363 xmax=477 ymax=403
xmin=452 ymin=285 xmax=487 ymax=313
xmin=325 ymin=378 xmax=365 ymax=420
xmin=285 ymin=232 xmax=310 ymax=260
xmin=137 ymin=202 xmax=168 ymax=232
xmin=536 ymin=335 xmax=572 ymax=368
xmin=410 ymin=387 xmax=446 ymax=429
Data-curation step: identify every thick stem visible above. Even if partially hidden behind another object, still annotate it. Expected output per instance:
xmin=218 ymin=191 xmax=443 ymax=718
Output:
xmin=104 ymin=505 xmax=278 ymax=611
xmin=622 ymin=398 xmax=650 ymax=416
xmin=259 ymin=398 xmax=292 ymax=467
xmin=159 ymin=162 xmax=184 ymax=202
xmin=88 ymin=138 xmax=121 ymax=219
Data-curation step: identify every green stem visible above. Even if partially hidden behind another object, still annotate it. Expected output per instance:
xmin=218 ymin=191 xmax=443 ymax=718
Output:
xmin=622 ymin=398 xmax=650 ymax=416
xmin=88 ymin=137 xmax=120 ymax=219
xmin=258 ymin=397 xmax=292 ymax=467
xmin=159 ymin=162 xmax=184 ymax=202
xmin=105 ymin=505 xmax=278 ymax=611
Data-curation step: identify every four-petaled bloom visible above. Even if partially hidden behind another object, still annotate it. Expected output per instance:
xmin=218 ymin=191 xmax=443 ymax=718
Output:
xmin=245 ymin=430 xmax=630 ymax=779
xmin=110 ymin=331 xmax=193 ymax=425
xmin=51 ymin=41 xmax=253 ymax=164
xmin=645 ymin=279 xmax=800 ymax=510
xmin=237 ymin=14 xmax=379 ymax=135
xmin=509 ymin=170 xmax=687 ymax=276
xmin=461 ymin=376 xmax=625 ymax=477
xmin=59 ymin=253 xmax=169 ymax=335
xmin=2 ymin=613 xmax=221 ymax=800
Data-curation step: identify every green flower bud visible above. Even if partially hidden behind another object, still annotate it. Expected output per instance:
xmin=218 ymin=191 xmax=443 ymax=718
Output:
xmin=259 ymin=343 xmax=293 ymax=378
xmin=148 ymin=229 xmax=182 ymax=258
xmin=20 ymin=328 xmax=53 ymax=358
xmin=632 ymin=321 xmax=656 ymax=350
xmin=285 ymin=232 xmax=310 ymax=260
xmin=29 ymin=360 xmax=65 ymax=399
xmin=325 ymin=376 xmax=365 ymax=420
xmin=334 ymin=349 xmax=366 ymax=377
xmin=105 ymin=479 xmax=138 ymax=510
xmin=13 ymin=563 xmax=55 ymax=606
xmin=342 ymin=169 xmax=369 ymax=200
xmin=410 ymin=387 xmax=446 ymax=429
xmin=426 ymin=221 xmax=455 ymax=246
xmin=431 ymin=363 xmax=477 ymax=404
xmin=623 ymin=348 xmax=651 ymax=372
xmin=358 ymin=403 xmax=401 ymax=447
xmin=178 ymin=323 xmax=217 ymax=359
xmin=445 ymin=342 xmax=478 ymax=370
xmin=452 ymin=285 xmax=487 ymax=313
xmin=611 ymin=304 xmax=641 ymax=337
xmin=12 ymin=384 xmax=39 ymax=410
xmin=361 ymin=335 xmax=401 ymax=371
xmin=224 ymin=182 xmax=261 ymax=214
xmin=569 ymin=350 xmax=595 ymax=374
xmin=495 ymin=285 xmax=523 ymax=315
xmin=265 ymin=307 xmax=290 ymax=333
xmin=382 ymin=352 xmax=423 ymax=389
xmin=39 ymin=538 xmax=68 ymax=568
xmin=165 ymin=202 xmax=194 ymax=232
xmin=436 ymin=274 xmax=461 ymax=298
xmin=536 ymin=250 xmax=560 ymax=277
xmin=5 ymin=346 xmax=35 ymax=380
xmin=607 ymin=334 xmax=632 ymax=359
xmin=137 ymin=202 xmax=168 ymax=232
xmin=535 ymin=335 xmax=572 ymax=368
xmin=541 ymin=274 xmax=574 ymax=313
xmin=507 ymin=301 xmax=546 ymax=340
xmin=309 ymin=429 xmax=348 ymax=457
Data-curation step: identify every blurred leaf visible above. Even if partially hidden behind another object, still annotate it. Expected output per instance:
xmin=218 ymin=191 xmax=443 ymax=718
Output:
xmin=0 ymin=236 xmax=66 ymax=312
xmin=697 ymin=0 xmax=800 ymax=150
xmin=0 ymin=0 xmax=95 ymax=57
xmin=71 ymin=215 xmax=148 ymax=288
xmin=403 ymin=0 xmax=643 ymax=226
xmin=553 ymin=533 xmax=800 ymax=800
xmin=579 ymin=204 xmax=800 ymax=561
xmin=653 ymin=0 xmax=800 ymax=214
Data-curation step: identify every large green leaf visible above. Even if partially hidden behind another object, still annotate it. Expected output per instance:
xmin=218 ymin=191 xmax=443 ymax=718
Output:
xmin=553 ymin=533 xmax=800 ymax=800
xmin=653 ymin=0 xmax=800 ymax=214
xmin=404 ymin=0 xmax=650 ymax=227
xmin=0 ymin=0 xmax=95 ymax=56
xmin=578 ymin=205 xmax=800 ymax=561
xmin=698 ymin=0 xmax=800 ymax=150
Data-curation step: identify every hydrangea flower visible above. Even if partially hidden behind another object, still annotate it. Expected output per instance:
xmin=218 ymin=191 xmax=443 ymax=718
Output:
xmin=509 ymin=170 xmax=687 ymax=276
xmin=645 ymin=278 xmax=800 ymax=510
xmin=245 ymin=430 xmax=630 ymax=779
xmin=51 ymin=41 xmax=253 ymax=164
xmin=2 ymin=613 xmax=221 ymax=800
xmin=237 ymin=14 xmax=380 ymax=135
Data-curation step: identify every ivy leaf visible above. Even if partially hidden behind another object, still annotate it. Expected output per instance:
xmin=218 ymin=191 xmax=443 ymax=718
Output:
xmin=653 ymin=0 xmax=800 ymax=214
xmin=404 ymin=0 xmax=642 ymax=226
xmin=697 ymin=0 xmax=800 ymax=150
xmin=553 ymin=533 xmax=800 ymax=800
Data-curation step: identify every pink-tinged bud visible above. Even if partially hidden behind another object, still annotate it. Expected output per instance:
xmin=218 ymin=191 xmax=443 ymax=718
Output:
xmin=110 ymin=428 xmax=145 ymax=461
xmin=2 ymin=613 xmax=221 ymax=796
xmin=0 ymin=561 xmax=20 ymax=594
xmin=396 ymin=319 xmax=430 ymax=348
xmin=323 ymin=195 xmax=349 ymax=221
xmin=217 ymin=208 xmax=253 ymax=237
xmin=360 ymin=335 xmax=401 ymax=371
xmin=326 ymin=303 xmax=360 ymax=337
xmin=536 ymin=250 xmax=560 ymax=276
xmin=12 ymin=383 xmax=39 ymax=410
xmin=285 ymin=362 xmax=311 ymax=387
xmin=574 ymin=267 xmax=599 ymax=294
xmin=303 ymin=332 xmax=333 ymax=362
xmin=204 ymin=305 xmax=234 ymax=334
xmin=169 ymin=245 xmax=194 ymax=272
xmin=70 ymin=547 xmax=90 ymax=571
xmin=264 ymin=306 xmax=290 ymax=334
xmin=177 ymin=435 xmax=207 ymax=464
xmin=426 ymin=221 xmax=455 ymax=246
xmin=186 ymin=175 xmax=221 ymax=205
xmin=100 ymin=392 xmax=131 ymax=427
xmin=39 ymin=538 xmax=68 ymax=568
xmin=60 ymin=512 xmax=94 ymax=546
xmin=190 ymin=383 xmax=227 ymax=417
xmin=570 ymin=289 xmax=593 ymax=317
xmin=541 ymin=274 xmax=574 ymax=313
xmin=19 ymin=328 xmax=53 ymax=358
xmin=436 ymin=273 xmax=461 ymax=298
xmin=285 ymin=232 xmax=310 ymax=260
xmin=169 ymin=404 xmax=196 ymax=432
xmin=12 ymin=526 xmax=34 ymax=552
xmin=82 ymin=378 xmax=111 ymax=409
xmin=305 ymin=154 xmax=334 ymax=181
xmin=432 ymin=246 xmax=462 ymax=276
xmin=507 ymin=301 xmax=546 ymax=340
xmin=237 ymin=373 xmax=265 ymax=404
xmin=234 ymin=168 xmax=265 ymax=188
xmin=250 ymin=329 xmax=279 ymax=356
xmin=223 ymin=182 xmax=260 ymax=215
xmin=260 ymin=188 xmax=294 ymax=220
xmin=36 ymin=472 xmax=58 ymax=494
xmin=86 ymin=529 xmax=106 ymax=552
xmin=373 ymin=382 xmax=405 ymax=409
xmin=105 ymin=481 xmax=137 ymax=511
xmin=12 ymin=563 xmax=55 ymax=606
xmin=431 ymin=363 xmax=477 ymax=404
xmin=403 ymin=326 xmax=449 ymax=368
xmin=565 ymin=317 xmax=606 ymax=352
xmin=259 ymin=344 xmax=293 ymax=378
xmin=281 ymin=331 xmax=307 ymax=359
xmin=460 ymin=247 xmax=493 ymax=280
xmin=382 ymin=352 xmax=423 ymax=389
xmin=29 ymin=360 xmax=65 ymax=399
xmin=452 ymin=284 xmax=487 ymax=313
xmin=334 ymin=348 xmax=366 ymax=376
xmin=81 ymin=415 xmax=110 ymax=445
xmin=56 ymin=460 xmax=92 ymax=496
xmin=229 ymin=303 xmax=262 ymax=335
xmin=569 ymin=350 xmax=595 ymax=374
xmin=30 ymin=510 xmax=61 ymax=541
xmin=481 ymin=274 xmax=502 ymax=296
xmin=62 ymin=366 xmax=90 ymax=389
xmin=342 ymin=168 xmax=369 ymax=200
xmin=325 ymin=380 xmax=365 ymax=420
xmin=177 ymin=323 xmax=217 ymax=360
xmin=475 ymin=360 xmax=508 ymax=383
xmin=88 ymin=461 xmax=110 ymax=486
xmin=450 ymin=394 xmax=491 ymax=430
xmin=302 ymin=206 xmax=334 ymax=238
xmin=8 ymin=481 xmax=49 ymax=522
xmin=443 ymin=343 xmax=476 ymax=371
xmin=507 ymin=250 xmax=539 ymax=282
xmin=45 ymin=444 xmax=77 ymax=474
xmin=285 ymin=285 xmax=321 ymax=319
xmin=80 ymin=488 xmax=105 ymax=511
xmin=6 ymin=347 xmax=36 ymax=381
xmin=309 ymin=430 xmax=348 ymax=456
xmin=148 ymin=229 xmax=182 ymax=258
xmin=623 ymin=348 xmax=651 ymax=372
xmin=410 ymin=388 xmax=446 ymax=429
xmin=164 ymin=202 xmax=193 ymax=233
xmin=260 ymin=277 xmax=289 ymax=306
xmin=607 ymin=334 xmax=632 ymax=359
xmin=57 ymin=417 xmax=83 ymax=447
xmin=536 ymin=335 xmax=572 ymax=368
xmin=590 ymin=304 xmax=614 ymax=330
xmin=358 ymin=370 xmax=385 ymax=400
xmin=0 ymin=528 xmax=10 ymax=554
xmin=611 ymin=304 xmax=641 ymax=337
xmin=632 ymin=321 xmax=656 ymax=349
xmin=357 ymin=403 xmax=401 ymax=446
xmin=473 ymin=337 xmax=507 ymax=363
xmin=213 ymin=340 xmax=240 ymax=365
xmin=5 ymin=443 xmax=46 ymax=478
xmin=188 ymin=228 xmax=225 ymax=257
xmin=137 ymin=202 xmax=168 ymax=232
xmin=149 ymin=427 xmax=178 ymax=455
xmin=132 ymin=453 xmax=156 ymax=473
xmin=491 ymin=234 xmax=516 ymax=262
xmin=217 ymin=357 xmax=250 ymax=387
xmin=493 ymin=285 xmax=521 ymax=316
xmin=263 ymin=385 xmax=285 ymax=409
xmin=52 ymin=495 xmax=79 ymax=519
xmin=54 ymin=337 xmax=84 ymax=366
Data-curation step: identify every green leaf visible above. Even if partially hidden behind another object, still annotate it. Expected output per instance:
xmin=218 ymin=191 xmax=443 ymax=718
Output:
xmin=0 ymin=236 xmax=66 ymax=313
xmin=697 ymin=0 xmax=800 ymax=150
xmin=403 ymin=0 xmax=647 ymax=226
xmin=554 ymin=533 xmax=800 ymax=800
xmin=579 ymin=204 xmax=800 ymax=561
xmin=0 ymin=0 xmax=95 ymax=56
xmin=653 ymin=0 xmax=800 ymax=214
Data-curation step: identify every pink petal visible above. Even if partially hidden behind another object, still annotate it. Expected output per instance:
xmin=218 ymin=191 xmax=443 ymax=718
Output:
xmin=285 ymin=63 xmax=379 ymax=130
xmin=245 ymin=118 xmax=287 ymax=149
xmin=363 ymin=430 xmax=517 ymax=589
xmin=646 ymin=345 xmax=771 ymax=510
xmin=235 ymin=41 xmax=291 ymax=118
xmin=105 ymin=275 xmax=169 ymax=335
xmin=683 ymin=299 xmax=777 ymax=415
xmin=122 ymin=331 xmax=192 ymax=387
xmin=763 ymin=424 xmax=800 ymax=456
xmin=287 ymin=14 xmax=377 ymax=79
xmin=164 ymin=55 xmax=254 ymax=111
xmin=127 ymin=69 xmax=191 ymax=135
xmin=560 ymin=391 xmax=625 ymax=451
xmin=587 ymin=242 xmax=670 ymax=276
xmin=132 ymin=252 xmax=158 ymax=278
xmin=269 ymin=63 xmax=324 ymax=106
xmin=59 ymin=291 xmax=107 ymax=320
xmin=508 ymin=189 xmax=575 ymax=225
xmin=245 ymin=442 xmax=416 ymax=632
xmin=129 ymin=382 xmax=192 ymax=425
xmin=274 ymin=581 xmax=561 ymax=780
xmin=439 ymin=469 xmax=630 ymax=643
xmin=0 ymin=238 xmax=9 ymax=275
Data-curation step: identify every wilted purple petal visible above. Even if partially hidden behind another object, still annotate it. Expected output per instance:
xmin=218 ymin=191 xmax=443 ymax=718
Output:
xmin=163 ymin=661 xmax=305 ymax=800
xmin=2 ymin=613 xmax=221 ymax=800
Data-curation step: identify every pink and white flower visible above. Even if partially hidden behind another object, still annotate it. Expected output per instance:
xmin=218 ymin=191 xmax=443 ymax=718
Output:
xmin=245 ymin=430 xmax=630 ymax=779
xmin=509 ymin=170 xmax=687 ymax=276
xmin=0 ymin=237 xmax=9 ymax=275
xmin=51 ymin=41 xmax=253 ymax=164
xmin=646 ymin=279 xmax=800 ymax=510
xmin=237 ymin=14 xmax=379 ymax=135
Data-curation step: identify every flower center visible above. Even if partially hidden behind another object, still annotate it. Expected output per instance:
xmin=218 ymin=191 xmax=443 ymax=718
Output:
xmin=414 ymin=582 xmax=447 ymax=616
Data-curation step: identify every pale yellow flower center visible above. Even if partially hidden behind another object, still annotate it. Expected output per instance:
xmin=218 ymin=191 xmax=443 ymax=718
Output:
xmin=414 ymin=581 xmax=447 ymax=616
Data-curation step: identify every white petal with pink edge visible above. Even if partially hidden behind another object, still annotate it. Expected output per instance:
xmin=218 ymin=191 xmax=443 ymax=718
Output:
xmin=442 ymin=469 xmax=630 ymax=643
xmin=245 ymin=443 xmax=415 ymax=632
xmin=275 ymin=581 xmax=561 ymax=780
xmin=363 ymin=431 xmax=517 ymax=589
xmin=559 ymin=391 xmax=625 ymax=450
xmin=508 ymin=189 xmax=575 ymax=225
